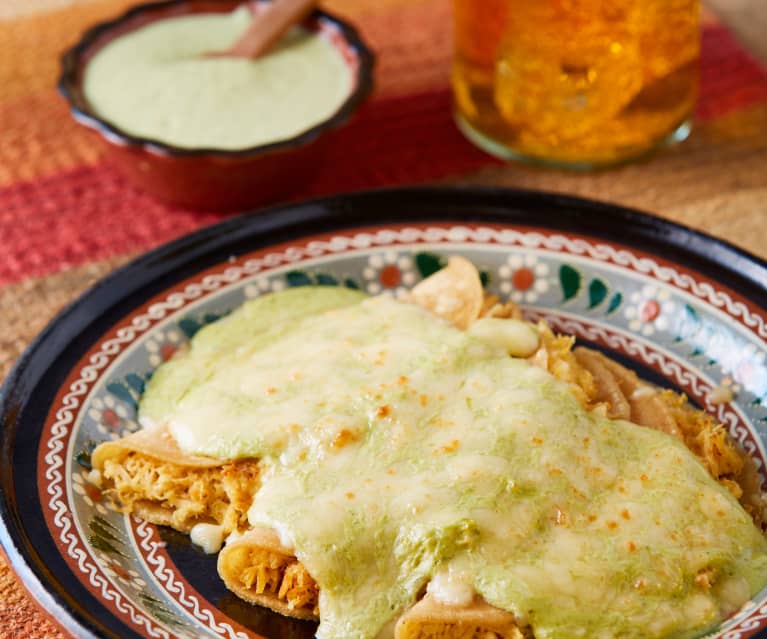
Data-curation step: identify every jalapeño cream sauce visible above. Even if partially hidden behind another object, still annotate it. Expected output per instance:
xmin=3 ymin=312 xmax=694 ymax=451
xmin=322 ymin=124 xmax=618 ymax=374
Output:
xmin=140 ymin=287 xmax=767 ymax=639
xmin=83 ymin=8 xmax=352 ymax=150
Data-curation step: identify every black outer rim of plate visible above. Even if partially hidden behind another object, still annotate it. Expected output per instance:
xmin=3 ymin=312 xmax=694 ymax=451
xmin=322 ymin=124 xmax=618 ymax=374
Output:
xmin=2 ymin=185 xmax=767 ymax=639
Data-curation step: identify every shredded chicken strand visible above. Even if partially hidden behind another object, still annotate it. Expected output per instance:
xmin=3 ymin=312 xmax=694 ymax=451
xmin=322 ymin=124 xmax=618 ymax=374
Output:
xmin=101 ymin=454 xmax=259 ymax=533
xmin=235 ymin=546 xmax=319 ymax=614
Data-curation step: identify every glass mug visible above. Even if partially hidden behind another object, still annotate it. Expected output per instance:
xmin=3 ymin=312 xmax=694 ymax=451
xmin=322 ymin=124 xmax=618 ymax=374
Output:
xmin=452 ymin=0 xmax=700 ymax=168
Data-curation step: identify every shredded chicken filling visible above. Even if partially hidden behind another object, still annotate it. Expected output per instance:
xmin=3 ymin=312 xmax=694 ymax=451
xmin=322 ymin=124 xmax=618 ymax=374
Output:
xmin=395 ymin=594 xmax=534 ymax=639
xmin=228 ymin=545 xmax=319 ymax=615
xmin=101 ymin=454 xmax=259 ymax=533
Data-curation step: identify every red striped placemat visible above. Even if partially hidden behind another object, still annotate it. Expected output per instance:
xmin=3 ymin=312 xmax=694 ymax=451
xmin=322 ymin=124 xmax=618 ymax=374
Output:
xmin=0 ymin=2 xmax=765 ymax=290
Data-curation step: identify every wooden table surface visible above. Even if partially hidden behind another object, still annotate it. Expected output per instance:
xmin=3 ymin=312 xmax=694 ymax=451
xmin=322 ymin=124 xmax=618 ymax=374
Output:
xmin=1 ymin=0 xmax=766 ymax=637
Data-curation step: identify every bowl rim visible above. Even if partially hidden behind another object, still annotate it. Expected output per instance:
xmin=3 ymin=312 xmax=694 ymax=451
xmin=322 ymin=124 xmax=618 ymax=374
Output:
xmin=58 ymin=0 xmax=376 ymax=158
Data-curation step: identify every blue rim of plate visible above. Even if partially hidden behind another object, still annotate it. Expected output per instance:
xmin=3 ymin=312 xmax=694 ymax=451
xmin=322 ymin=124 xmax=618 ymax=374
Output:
xmin=2 ymin=185 xmax=767 ymax=639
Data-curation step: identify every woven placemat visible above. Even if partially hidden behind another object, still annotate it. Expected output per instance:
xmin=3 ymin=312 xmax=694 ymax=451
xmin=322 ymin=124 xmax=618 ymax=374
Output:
xmin=0 ymin=2 xmax=766 ymax=286
xmin=0 ymin=551 xmax=68 ymax=639
xmin=2 ymin=103 xmax=766 ymax=384
xmin=458 ymin=105 xmax=767 ymax=226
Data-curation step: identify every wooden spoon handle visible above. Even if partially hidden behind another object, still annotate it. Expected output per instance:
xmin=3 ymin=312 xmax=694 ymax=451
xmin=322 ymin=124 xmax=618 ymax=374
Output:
xmin=224 ymin=0 xmax=319 ymax=59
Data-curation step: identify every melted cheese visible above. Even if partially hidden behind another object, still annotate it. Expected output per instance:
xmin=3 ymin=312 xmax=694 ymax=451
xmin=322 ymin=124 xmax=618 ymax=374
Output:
xmin=140 ymin=287 xmax=767 ymax=639
xmin=427 ymin=567 xmax=475 ymax=606
xmin=190 ymin=523 xmax=225 ymax=554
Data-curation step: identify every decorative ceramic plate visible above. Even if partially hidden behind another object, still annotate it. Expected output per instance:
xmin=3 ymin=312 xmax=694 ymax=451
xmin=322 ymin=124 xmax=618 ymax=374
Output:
xmin=2 ymin=187 xmax=767 ymax=639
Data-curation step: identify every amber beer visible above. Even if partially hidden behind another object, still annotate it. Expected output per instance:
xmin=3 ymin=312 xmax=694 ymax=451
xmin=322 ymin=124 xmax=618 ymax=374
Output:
xmin=452 ymin=0 xmax=700 ymax=167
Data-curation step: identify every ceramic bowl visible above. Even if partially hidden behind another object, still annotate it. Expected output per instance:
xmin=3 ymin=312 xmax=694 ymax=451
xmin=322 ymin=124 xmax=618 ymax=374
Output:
xmin=59 ymin=0 xmax=374 ymax=211
xmin=3 ymin=187 xmax=767 ymax=638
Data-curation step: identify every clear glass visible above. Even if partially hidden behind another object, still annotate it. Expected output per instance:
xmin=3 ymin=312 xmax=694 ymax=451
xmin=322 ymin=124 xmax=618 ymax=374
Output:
xmin=452 ymin=0 xmax=700 ymax=169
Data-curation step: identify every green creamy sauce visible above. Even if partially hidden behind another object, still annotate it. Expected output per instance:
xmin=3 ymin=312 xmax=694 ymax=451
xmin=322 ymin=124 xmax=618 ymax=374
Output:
xmin=140 ymin=287 xmax=767 ymax=639
xmin=83 ymin=8 xmax=352 ymax=149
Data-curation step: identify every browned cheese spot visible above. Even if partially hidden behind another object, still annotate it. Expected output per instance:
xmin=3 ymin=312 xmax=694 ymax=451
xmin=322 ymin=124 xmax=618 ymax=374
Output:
xmin=332 ymin=429 xmax=360 ymax=449
xmin=441 ymin=440 xmax=461 ymax=453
